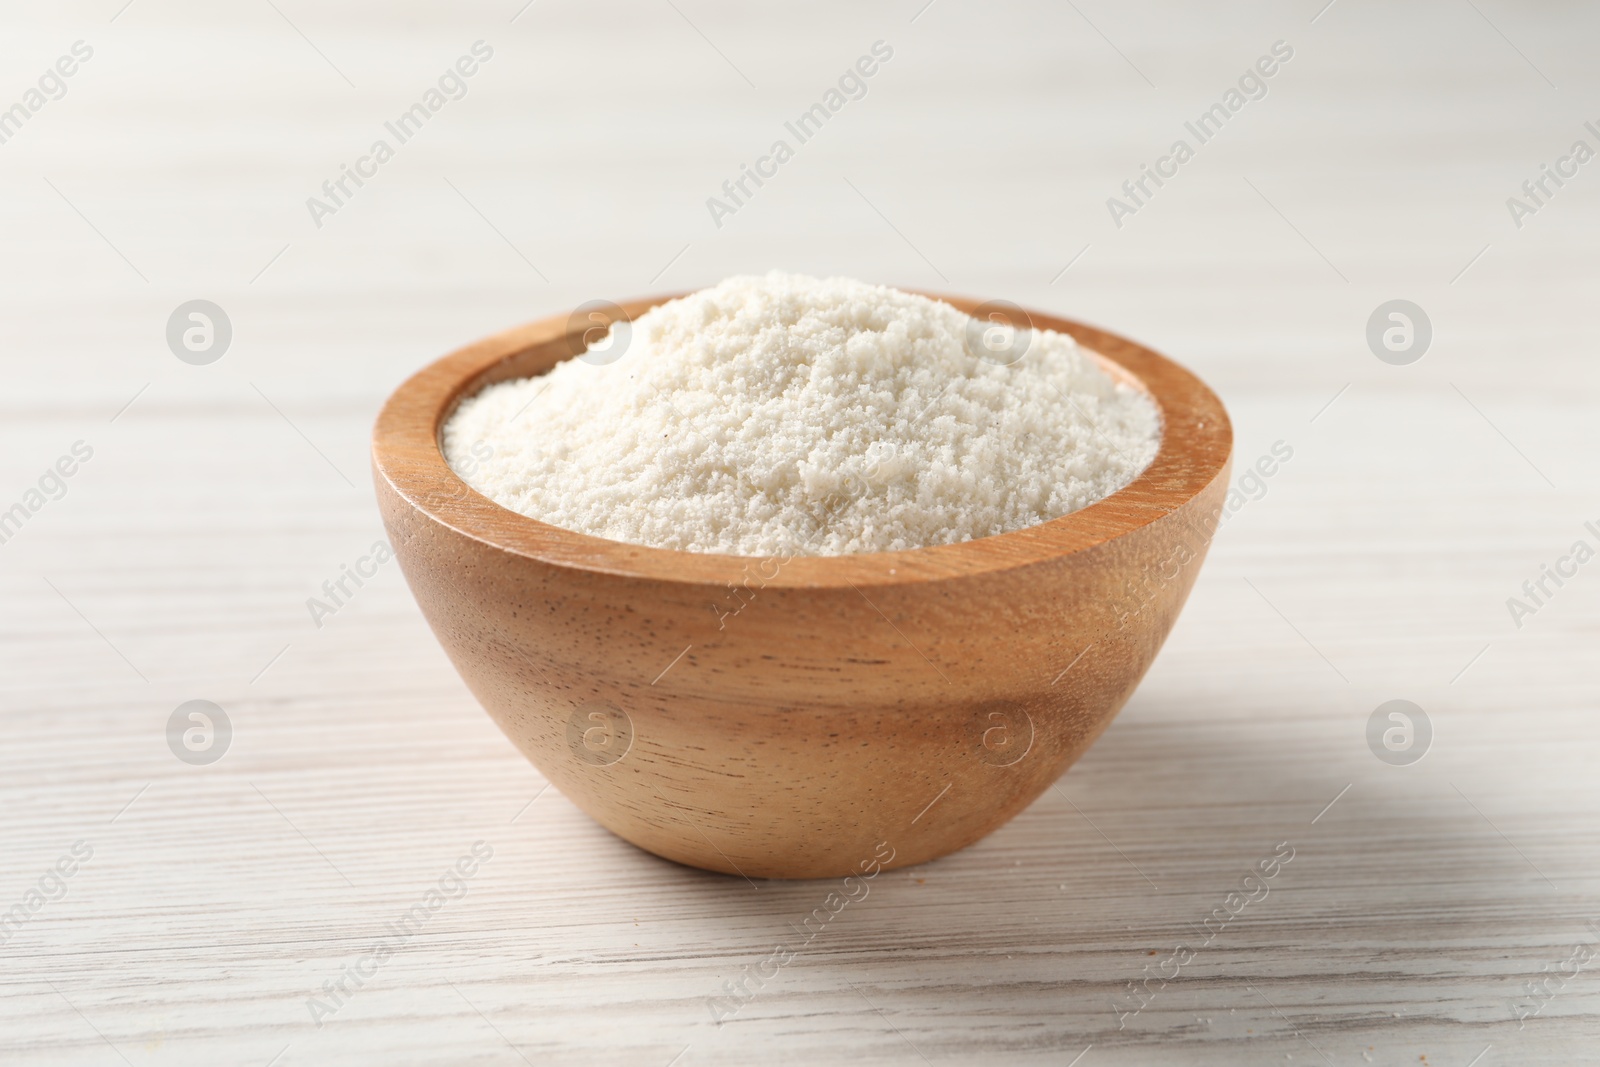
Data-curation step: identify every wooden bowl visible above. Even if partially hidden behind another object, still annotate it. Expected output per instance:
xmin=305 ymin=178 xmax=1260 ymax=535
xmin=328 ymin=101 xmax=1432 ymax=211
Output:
xmin=372 ymin=295 xmax=1231 ymax=879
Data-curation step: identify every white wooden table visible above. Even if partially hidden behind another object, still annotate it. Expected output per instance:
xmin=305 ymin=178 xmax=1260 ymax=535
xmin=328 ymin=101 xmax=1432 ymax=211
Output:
xmin=3 ymin=1 xmax=1597 ymax=1063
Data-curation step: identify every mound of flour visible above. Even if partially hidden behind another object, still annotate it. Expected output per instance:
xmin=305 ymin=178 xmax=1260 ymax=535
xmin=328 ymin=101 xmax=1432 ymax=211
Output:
xmin=443 ymin=273 xmax=1160 ymax=556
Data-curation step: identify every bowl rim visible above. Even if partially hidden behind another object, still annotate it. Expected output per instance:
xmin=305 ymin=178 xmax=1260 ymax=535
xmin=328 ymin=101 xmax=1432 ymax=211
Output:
xmin=371 ymin=292 xmax=1232 ymax=589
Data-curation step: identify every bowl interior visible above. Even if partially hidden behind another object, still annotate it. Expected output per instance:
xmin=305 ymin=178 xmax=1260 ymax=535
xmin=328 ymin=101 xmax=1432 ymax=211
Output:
xmin=372 ymin=293 xmax=1232 ymax=589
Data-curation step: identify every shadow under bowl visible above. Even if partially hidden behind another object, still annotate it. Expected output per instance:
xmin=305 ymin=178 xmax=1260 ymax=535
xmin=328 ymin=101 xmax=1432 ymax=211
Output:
xmin=372 ymin=294 xmax=1232 ymax=879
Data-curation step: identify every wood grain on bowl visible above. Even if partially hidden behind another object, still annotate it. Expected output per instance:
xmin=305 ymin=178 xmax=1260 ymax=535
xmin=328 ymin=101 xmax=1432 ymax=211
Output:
xmin=371 ymin=296 xmax=1231 ymax=879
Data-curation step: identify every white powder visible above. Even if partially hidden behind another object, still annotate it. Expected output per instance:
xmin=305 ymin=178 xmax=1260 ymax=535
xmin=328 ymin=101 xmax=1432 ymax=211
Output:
xmin=443 ymin=273 xmax=1160 ymax=556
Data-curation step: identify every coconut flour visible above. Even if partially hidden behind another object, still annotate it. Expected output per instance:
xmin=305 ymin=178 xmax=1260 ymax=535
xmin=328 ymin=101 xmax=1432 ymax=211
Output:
xmin=442 ymin=273 xmax=1160 ymax=556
